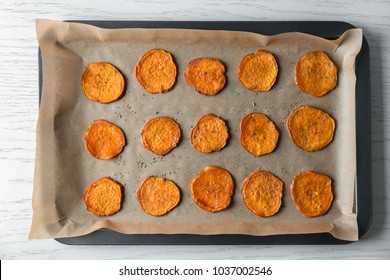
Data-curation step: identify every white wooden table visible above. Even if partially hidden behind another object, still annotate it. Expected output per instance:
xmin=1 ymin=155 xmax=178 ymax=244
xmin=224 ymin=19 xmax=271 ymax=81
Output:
xmin=1 ymin=0 xmax=389 ymax=259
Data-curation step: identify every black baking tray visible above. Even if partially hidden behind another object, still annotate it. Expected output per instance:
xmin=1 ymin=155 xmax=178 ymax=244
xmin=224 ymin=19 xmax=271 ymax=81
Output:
xmin=38 ymin=21 xmax=371 ymax=245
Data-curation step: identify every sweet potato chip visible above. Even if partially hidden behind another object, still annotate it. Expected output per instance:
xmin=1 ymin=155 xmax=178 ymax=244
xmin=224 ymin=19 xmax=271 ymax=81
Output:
xmin=141 ymin=116 xmax=181 ymax=156
xmin=84 ymin=177 xmax=123 ymax=216
xmin=137 ymin=176 xmax=181 ymax=216
xmin=81 ymin=62 xmax=125 ymax=103
xmin=184 ymin=58 xmax=226 ymax=96
xmin=238 ymin=50 xmax=278 ymax=92
xmin=240 ymin=113 xmax=279 ymax=156
xmin=135 ymin=49 xmax=177 ymax=94
xmin=295 ymin=51 xmax=337 ymax=96
xmin=241 ymin=171 xmax=283 ymax=217
xmin=290 ymin=171 xmax=333 ymax=217
xmin=84 ymin=119 xmax=126 ymax=160
xmin=287 ymin=105 xmax=335 ymax=152
xmin=190 ymin=166 xmax=234 ymax=212
xmin=191 ymin=114 xmax=229 ymax=153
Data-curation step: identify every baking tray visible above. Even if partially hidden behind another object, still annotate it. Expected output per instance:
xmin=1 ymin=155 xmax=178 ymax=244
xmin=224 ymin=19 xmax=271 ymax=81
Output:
xmin=38 ymin=21 xmax=371 ymax=245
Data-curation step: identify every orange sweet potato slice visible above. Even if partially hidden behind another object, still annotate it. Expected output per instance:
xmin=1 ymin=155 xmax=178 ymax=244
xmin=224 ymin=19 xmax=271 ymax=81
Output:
xmin=81 ymin=62 xmax=125 ymax=103
xmin=135 ymin=49 xmax=177 ymax=94
xmin=191 ymin=114 xmax=229 ymax=153
xmin=190 ymin=166 xmax=234 ymax=212
xmin=238 ymin=50 xmax=278 ymax=92
xmin=184 ymin=58 xmax=226 ymax=96
xmin=240 ymin=113 xmax=279 ymax=156
xmin=290 ymin=171 xmax=333 ymax=217
xmin=84 ymin=119 xmax=126 ymax=160
xmin=295 ymin=51 xmax=337 ymax=96
xmin=137 ymin=176 xmax=181 ymax=216
xmin=286 ymin=105 xmax=335 ymax=152
xmin=141 ymin=116 xmax=181 ymax=156
xmin=241 ymin=171 xmax=283 ymax=217
xmin=84 ymin=177 xmax=123 ymax=216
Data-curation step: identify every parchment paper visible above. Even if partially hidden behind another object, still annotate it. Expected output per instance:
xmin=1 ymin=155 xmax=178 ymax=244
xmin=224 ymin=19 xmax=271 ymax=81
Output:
xmin=31 ymin=19 xmax=362 ymax=241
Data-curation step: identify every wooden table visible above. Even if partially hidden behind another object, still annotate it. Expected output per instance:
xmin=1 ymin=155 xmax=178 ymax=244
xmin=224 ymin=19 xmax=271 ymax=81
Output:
xmin=1 ymin=0 xmax=389 ymax=259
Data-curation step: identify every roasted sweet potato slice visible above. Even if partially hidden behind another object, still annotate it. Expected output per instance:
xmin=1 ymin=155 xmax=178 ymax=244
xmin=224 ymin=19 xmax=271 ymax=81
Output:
xmin=190 ymin=166 xmax=234 ymax=212
xmin=141 ymin=116 xmax=181 ymax=156
xmin=84 ymin=177 xmax=123 ymax=216
xmin=286 ymin=105 xmax=335 ymax=152
xmin=240 ymin=113 xmax=279 ymax=156
xmin=241 ymin=171 xmax=283 ymax=217
xmin=84 ymin=119 xmax=126 ymax=160
xmin=185 ymin=58 xmax=226 ymax=96
xmin=290 ymin=171 xmax=333 ymax=217
xmin=191 ymin=114 xmax=229 ymax=153
xmin=238 ymin=50 xmax=278 ymax=92
xmin=137 ymin=176 xmax=181 ymax=216
xmin=295 ymin=51 xmax=337 ymax=96
xmin=81 ymin=62 xmax=125 ymax=103
xmin=135 ymin=49 xmax=177 ymax=93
